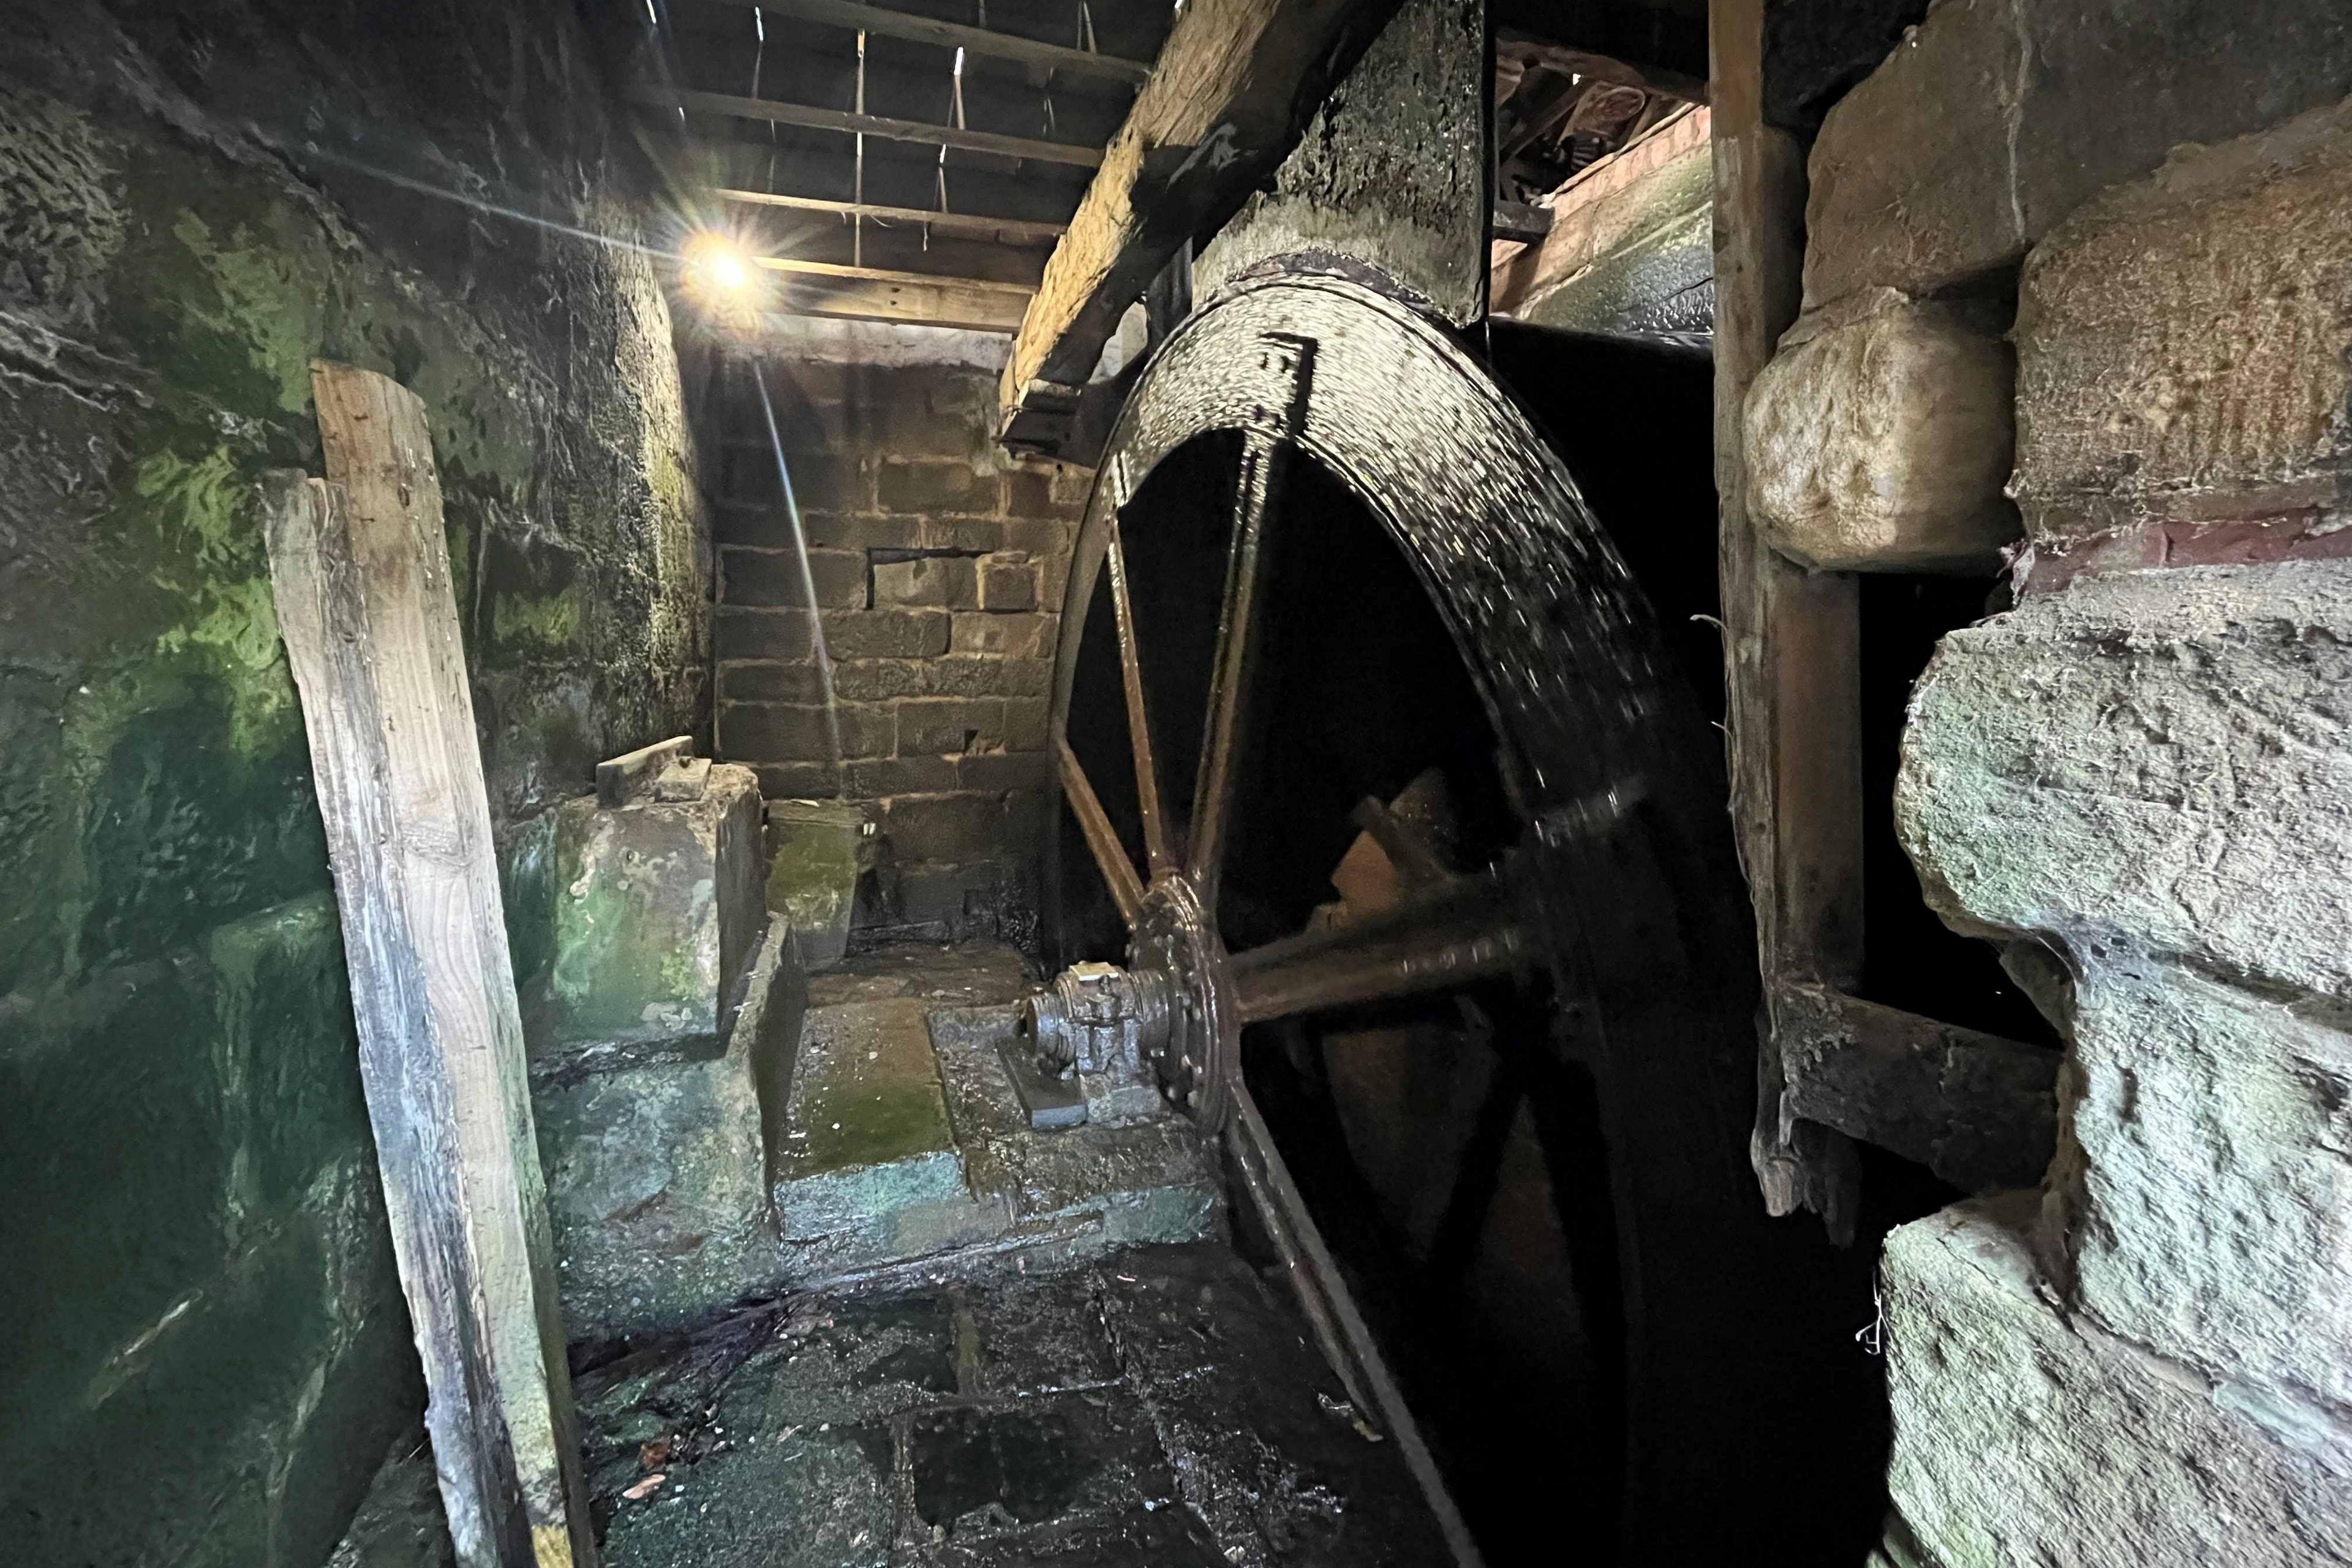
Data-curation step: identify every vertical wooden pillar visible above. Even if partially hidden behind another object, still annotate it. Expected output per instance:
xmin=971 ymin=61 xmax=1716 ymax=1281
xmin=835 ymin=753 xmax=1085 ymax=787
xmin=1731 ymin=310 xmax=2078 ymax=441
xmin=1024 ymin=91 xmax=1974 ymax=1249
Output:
xmin=1709 ymin=0 xmax=1866 ymax=1238
xmin=265 ymin=363 xmax=595 ymax=1567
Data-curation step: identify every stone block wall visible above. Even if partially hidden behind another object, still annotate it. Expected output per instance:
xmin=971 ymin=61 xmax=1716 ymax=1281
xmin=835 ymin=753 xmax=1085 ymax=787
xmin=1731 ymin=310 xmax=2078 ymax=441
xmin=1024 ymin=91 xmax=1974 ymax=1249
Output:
xmin=1744 ymin=0 xmax=2352 ymax=575
xmin=0 ymin=1 xmax=708 ymax=1561
xmin=1782 ymin=40 xmax=2352 ymax=1568
xmin=704 ymin=327 xmax=1091 ymax=945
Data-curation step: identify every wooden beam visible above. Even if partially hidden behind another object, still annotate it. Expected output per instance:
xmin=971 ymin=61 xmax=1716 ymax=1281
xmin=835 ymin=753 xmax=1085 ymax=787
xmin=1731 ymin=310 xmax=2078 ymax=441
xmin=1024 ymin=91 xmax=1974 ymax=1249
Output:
xmin=1711 ymin=0 xmax=1867 ymax=1238
xmin=698 ymin=0 xmax=1153 ymax=84
xmin=265 ymin=364 xmax=595 ymax=1567
xmin=1491 ymin=200 xmax=1553 ymax=244
xmin=995 ymin=0 xmax=1399 ymax=453
xmin=1773 ymin=984 xmax=2058 ymax=1195
xmin=643 ymin=86 xmax=1105 ymax=167
xmin=718 ymin=187 xmax=1067 ymax=243
xmin=760 ymin=262 xmax=1033 ymax=332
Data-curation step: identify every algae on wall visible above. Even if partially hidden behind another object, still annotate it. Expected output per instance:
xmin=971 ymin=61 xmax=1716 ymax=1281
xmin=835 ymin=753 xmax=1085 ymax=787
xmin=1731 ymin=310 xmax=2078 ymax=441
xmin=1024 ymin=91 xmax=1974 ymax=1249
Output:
xmin=0 ymin=1 xmax=709 ymax=1561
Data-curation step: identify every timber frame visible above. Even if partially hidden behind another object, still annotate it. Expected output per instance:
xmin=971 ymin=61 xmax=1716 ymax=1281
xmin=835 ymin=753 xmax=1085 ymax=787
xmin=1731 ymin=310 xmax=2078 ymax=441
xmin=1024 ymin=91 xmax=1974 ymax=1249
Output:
xmin=1708 ymin=0 xmax=2055 ymax=1240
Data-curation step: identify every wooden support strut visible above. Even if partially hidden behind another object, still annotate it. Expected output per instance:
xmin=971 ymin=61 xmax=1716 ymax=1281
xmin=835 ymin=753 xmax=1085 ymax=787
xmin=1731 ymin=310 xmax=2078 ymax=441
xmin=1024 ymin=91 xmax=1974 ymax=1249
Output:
xmin=1709 ymin=0 xmax=1868 ymax=1238
xmin=264 ymin=364 xmax=596 ymax=1568
xmin=995 ymin=0 xmax=1398 ymax=454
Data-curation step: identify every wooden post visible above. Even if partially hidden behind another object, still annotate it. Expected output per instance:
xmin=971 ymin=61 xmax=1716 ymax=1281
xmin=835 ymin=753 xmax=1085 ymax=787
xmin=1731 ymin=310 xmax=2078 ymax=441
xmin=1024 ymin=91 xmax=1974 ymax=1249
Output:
xmin=264 ymin=362 xmax=596 ymax=1568
xmin=1709 ymin=0 xmax=1866 ymax=1238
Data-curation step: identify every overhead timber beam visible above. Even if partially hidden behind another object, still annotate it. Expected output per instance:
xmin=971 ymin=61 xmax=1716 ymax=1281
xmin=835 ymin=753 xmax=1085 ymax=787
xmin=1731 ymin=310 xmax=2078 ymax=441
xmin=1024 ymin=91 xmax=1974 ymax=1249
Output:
xmin=994 ymin=0 xmax=1401 ymax=454
xmin=636 ymin=86 xmax=1106 ymax=167
xmin=696 ymin=0 xmax=1153 ymax=84
xmin=718 ymin=187 xmax=1066 ymax=243
xmin=758 ymin=258 xmax=1035 ymax=332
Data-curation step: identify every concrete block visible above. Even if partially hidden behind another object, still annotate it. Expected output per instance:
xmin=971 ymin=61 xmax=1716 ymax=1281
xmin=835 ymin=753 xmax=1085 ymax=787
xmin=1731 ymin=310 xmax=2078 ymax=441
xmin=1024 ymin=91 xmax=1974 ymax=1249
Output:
xmin=872 ymin=554 xmax=978 ymax=609
xmin=1804 ymin=0 xmax=2352 ymax=309
xmin=2013 ymin=97 xmax=2352 ymax=546
xmin=2061 ymin=959 xmax=2352 ymax=1413
xmin=1745 ymin=289 xmax=2019 ymax=571
xmin=1880 ymin=1197 xmax=2352 ymax=1568
xmin=536 ymin=924 xmax=800 ymax=1340
xmin=766 ymin=799 xmax=867 ymax=970
xmin=1897 ymin=560 xmax=2352 ymax=1004
xmin=544 ymin=760 xmax=766 ymax=1074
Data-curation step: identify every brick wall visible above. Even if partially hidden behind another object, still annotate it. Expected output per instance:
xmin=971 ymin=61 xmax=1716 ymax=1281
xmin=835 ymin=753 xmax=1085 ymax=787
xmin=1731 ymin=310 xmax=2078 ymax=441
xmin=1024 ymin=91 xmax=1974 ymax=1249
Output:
xmin=706 ymin=347 xmax=1090 ymax=944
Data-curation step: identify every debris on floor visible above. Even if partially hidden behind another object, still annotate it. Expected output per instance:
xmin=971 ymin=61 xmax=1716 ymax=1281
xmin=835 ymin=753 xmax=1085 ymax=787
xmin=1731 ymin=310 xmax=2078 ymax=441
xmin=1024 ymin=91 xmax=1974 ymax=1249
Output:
xmin=575 ymin=1242 xmax=1452 ymax=1567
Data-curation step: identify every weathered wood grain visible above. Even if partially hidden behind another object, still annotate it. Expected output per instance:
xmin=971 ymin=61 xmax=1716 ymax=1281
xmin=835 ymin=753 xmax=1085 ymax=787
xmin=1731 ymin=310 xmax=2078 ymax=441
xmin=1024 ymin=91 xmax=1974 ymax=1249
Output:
xmin=995 ymin=0 xmax=1398 ymax=452
xmin=266 ymin=360 xmax=596 ymax=1567
xmin=1774 ymin=983 xmax=2058 ymax=1194
xmin=1711 ymin=0 xmax=1867 ymax=1238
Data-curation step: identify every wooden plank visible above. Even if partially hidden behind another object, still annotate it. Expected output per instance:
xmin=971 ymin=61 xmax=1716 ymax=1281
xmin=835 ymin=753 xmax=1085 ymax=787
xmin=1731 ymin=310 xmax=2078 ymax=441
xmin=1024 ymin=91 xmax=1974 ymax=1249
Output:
xmin=994 ymin=0 xmax=1398 ymax=453
xmin=716 ymin=187 xmax=1068 ymax=243
xmin=643 ymin=86 xmax=1106 ymax=167
xmin=1491 ymin=199 xmax=1553 ymax=243
xmin=760 ymin=266 xmax=1034 ymax=333
xmin=265 ymin=361 xmax=595 ymax=1567
xmin=755 ymin=254 xmax=1036 ymax=293
xmin=1710 ymin=0 xmax=1866 ymax=1238
xmin=698 ymin=0 xmax=1153 ymax=83
xmin=1773 ymin=984 xmax=2058 ymax=1194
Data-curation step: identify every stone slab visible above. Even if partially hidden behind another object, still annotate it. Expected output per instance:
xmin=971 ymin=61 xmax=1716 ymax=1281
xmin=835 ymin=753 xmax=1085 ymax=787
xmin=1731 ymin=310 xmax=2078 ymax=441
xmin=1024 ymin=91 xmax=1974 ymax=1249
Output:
xmin=543 ymin=761 xmax=766 ymax=1074
xmin=1880 ymin=1197 xmax=2352 ymax=1568
xmin=2013 ymin=96 xmax=2352 ymax=548
xmin=1803 ymin=0 xmax=2352 ymax=310
xmin=773 ymin=998 xmax=972 ymax=1256
xmin=2062 ymin=958 xmax=2352 ymax=1416
xmin=1746 ymin=288 xmax=2018 ymax=571
xmin=766 ymin=798 xmax=867 ymax=970
xmin=1897 ymin=560 xmax=2352 ymax=1005
xmin=535 ymin=921 xmax=801 ymax=1342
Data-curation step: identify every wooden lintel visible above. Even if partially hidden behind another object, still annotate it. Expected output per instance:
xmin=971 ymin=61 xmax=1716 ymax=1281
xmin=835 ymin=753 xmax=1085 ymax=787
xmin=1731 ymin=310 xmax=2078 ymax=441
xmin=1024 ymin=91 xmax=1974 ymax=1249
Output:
xmin=995 ymin=0 xmax=1399 ymax=455
xmin=639 ymin=86 xmax=1106 ymax=167
xmin=1773 ymin=984 xmax=2059 ymax=1195
xmin=717 ymin=187 xmax=1068 ymax=243
xmin=266 ymin=364 xmax=595 ymax=1566
xmin=698 ymin=0 xmax=1153 ymax=83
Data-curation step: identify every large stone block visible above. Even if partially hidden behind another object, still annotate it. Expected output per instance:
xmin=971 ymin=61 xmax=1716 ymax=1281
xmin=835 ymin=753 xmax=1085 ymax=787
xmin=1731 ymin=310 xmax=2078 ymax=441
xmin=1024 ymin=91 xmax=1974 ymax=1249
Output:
xmin=1880 ymin=1197 xmax=2352 ymax=1567
xmin=1745 ymin=289 xmax=2019 ymax=571
xmin=1898 ymin=560 xmax=2352 ymax=1004
xmin=2013 ymin=98 xmax=2352 ymax=547
xmin=1803 ymin=0 xmax=2352 ymax=309
xmin=766 ymin=798 xmax=867 ymax=970
xmin=2061 ymin=958 xmax=2352 ymax=1415
xmin=544 ymin=760 xmax=767 ymax=1073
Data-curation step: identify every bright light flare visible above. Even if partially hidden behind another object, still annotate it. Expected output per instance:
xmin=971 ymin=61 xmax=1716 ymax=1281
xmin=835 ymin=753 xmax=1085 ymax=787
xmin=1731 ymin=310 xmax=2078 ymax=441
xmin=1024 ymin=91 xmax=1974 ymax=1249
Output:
xmin=680 ymin=228 xmax=763 ymax=322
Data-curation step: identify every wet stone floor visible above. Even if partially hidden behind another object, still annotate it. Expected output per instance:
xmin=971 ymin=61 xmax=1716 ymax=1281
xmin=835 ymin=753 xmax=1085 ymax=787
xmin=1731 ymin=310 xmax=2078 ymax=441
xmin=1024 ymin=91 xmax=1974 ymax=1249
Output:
xmin=576 ymin=1243 xmax=1450 ymax=1567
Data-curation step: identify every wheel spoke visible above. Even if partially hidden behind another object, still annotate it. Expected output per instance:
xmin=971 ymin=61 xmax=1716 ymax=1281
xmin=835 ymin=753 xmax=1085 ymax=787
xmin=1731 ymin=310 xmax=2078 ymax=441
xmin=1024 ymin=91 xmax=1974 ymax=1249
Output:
xmin=1227 ymin=873 xmax=1536 ymax=1025
xmin=1105 ymin=518 xmax=1174 ymax=878
xmin=1188 ymin=429 xmax=1289 ymax=912
xmin=1055 ymin=736 xmax=1144 ymax=929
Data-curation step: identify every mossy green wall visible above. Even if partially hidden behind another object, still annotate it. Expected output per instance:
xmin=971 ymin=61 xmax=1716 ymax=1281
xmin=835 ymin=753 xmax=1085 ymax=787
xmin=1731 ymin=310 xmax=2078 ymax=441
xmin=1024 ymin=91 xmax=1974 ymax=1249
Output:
xmin=0 ymin=1 xmax=709 ymax=1561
